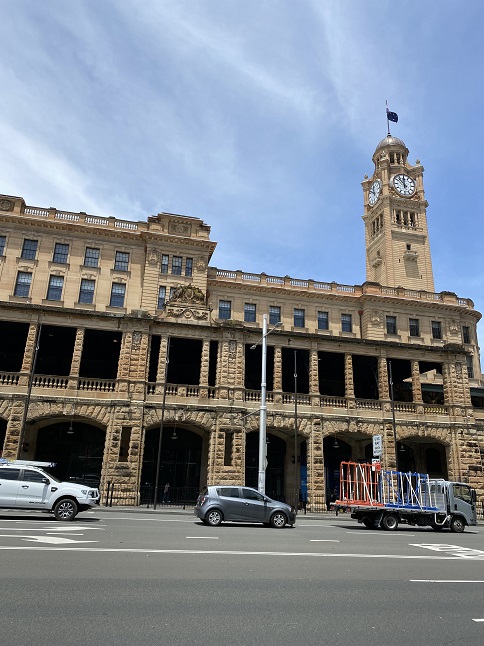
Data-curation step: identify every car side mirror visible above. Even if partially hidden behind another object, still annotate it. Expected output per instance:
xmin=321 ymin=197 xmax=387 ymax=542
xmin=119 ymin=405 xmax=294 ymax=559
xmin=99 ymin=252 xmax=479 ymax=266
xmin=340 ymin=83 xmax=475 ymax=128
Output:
xmin=42 ymin=478 xmax=50 ymax=484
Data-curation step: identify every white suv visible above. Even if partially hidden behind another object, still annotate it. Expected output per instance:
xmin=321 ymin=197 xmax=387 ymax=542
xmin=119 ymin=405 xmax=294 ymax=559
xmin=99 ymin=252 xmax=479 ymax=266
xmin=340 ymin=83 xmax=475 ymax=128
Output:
xmin=0 ymin=459 xmax=100 ymax=521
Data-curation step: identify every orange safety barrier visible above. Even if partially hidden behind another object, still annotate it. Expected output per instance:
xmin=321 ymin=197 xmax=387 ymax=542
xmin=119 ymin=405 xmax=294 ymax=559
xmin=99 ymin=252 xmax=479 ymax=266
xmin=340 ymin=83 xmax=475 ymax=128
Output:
xmin=336 ymin=461 xmax=383 ymax=507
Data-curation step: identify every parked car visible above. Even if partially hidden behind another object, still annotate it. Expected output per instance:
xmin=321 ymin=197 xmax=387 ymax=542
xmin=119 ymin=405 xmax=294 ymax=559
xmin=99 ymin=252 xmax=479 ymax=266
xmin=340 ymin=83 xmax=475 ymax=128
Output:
xmin=0 ymin=459 xmax=100 ymax=521
xmin=194 ymin=485 xmax=296 ymax=528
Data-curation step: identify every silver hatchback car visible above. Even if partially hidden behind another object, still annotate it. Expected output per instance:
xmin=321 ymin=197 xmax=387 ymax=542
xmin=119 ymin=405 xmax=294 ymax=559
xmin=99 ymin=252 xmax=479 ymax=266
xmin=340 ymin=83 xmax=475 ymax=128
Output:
xmin=194 ymin=485 xmax=296 ymax=528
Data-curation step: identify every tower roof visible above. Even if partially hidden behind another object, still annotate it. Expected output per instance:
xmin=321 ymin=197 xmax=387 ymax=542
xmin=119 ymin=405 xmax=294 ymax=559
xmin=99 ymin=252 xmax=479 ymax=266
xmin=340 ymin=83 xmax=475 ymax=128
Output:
xmin=373 ymin=135 xmax=409 ymax=161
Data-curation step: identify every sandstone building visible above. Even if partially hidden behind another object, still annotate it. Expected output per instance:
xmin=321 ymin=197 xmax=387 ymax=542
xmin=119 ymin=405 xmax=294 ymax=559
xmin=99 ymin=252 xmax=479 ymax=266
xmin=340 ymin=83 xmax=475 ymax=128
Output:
xmin=0 ymin=134 xmax=483 ymax=506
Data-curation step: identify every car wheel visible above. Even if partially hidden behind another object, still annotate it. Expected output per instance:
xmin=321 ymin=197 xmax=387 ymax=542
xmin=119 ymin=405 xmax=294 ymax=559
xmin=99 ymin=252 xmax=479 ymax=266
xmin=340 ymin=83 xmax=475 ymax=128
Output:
xmin=450 ymin=516 xmax=465 ymax=533
xmin=53 ymin=498 xmax=78 ymax=521
xmin=205 ymin=509 xmax=223 ymax=526
xmin=270 ymin=511 xmax=287 ymax=529
xmin=381 ymin=513 xmax=398 ymax=531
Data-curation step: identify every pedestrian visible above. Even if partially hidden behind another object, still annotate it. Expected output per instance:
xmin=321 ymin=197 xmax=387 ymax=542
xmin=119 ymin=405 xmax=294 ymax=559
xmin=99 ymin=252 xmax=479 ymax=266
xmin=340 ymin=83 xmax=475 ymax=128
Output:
xmin=330 ymin=488 xmax=338 ymax=516
xmin=163 ymin=482 xmax=170 ymax=504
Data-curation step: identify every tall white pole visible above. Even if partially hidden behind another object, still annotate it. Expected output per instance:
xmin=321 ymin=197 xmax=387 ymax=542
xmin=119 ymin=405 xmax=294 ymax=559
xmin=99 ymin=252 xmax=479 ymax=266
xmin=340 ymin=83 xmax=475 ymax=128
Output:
xmin=258 ymin=314 xmax=268 ymax=494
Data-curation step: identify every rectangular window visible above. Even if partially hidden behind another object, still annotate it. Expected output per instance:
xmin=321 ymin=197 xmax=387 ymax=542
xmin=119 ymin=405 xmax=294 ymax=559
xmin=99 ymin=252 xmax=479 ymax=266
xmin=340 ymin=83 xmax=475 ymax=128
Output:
xmin=341 ymin=313 xmax=352 ymax=333
xmin=185 ymin=257 xmax=193 ymax=277
xmin=157 ymin=286 xmax=166 ymax=309
xmin=161 ymin=254 xmax=169 ymax=274
xmin=109 ymin=283 xmax=126 ymax=308
xmin=317 ymin=311 xmax=329 ymax=330
xmin=386 ymin=315 xmax=397 ymax=335
xmin=0 ymin=235 xmax=6 ymax=256
xmin=224 ymin=432 xmax=233 ymax=467
xmin=462 ymin=326 xmax=471 ymax=344
xmin=46 ymin=275 xmax=64 ymax=301
xmin=78 ymin=279 xmax=95 ymax=304
xmin=219 ymin=300 xmax=231 ymax=320
xmin=172 ymin=256 xmax=182 ymax=275
xmin=84 ymin=247 xmax=100 ymax=268
xmin=466 ymin=354 xmax=474 ymax=379
xmin=409 ymin=318 xmax=420 ymax=337
xmin=21 ymin=239 xmax=38 ymax=260
xmin=431 ymin=320 xmax=442 ymax=340
xmin=169 ymin=286 xmax=176 ymax=299
xmin=114 ymin=251 xmax=129 ymax=271
xmin=244 ymin=303 xmax=256 ymax=323
xmin=52 ymin=243 xmax=69 ymax=264
xmin=269 ymin=306 xmax=281 ymax=325
xmin=294 ymin=308 xmax=305 ymax=328
xmin=14 ymin=271 xmax=32 ymax=297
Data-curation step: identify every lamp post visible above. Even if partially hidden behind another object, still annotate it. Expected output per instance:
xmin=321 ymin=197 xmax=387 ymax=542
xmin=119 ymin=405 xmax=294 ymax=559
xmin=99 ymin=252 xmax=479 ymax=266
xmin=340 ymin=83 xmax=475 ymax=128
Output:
xmin=293 ymin=350 xmax=298 ymax=502
xmin=153 ymin=336 xmax=170 ymax=509
xmin=250 ymin=314 xmax=281 ymax=494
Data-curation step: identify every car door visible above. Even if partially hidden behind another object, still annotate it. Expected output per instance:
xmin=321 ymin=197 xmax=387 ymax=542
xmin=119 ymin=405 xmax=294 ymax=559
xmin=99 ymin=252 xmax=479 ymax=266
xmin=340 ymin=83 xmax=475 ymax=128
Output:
xmin=0 ymin=467 xmax=22 ymax=505
xmin=239 ymin=488 xmax=267 ymax=522
xmin=15 ymin=469 xmax=50 ymax=508
xmin=215 ymin=487 xmax=242 ymax=520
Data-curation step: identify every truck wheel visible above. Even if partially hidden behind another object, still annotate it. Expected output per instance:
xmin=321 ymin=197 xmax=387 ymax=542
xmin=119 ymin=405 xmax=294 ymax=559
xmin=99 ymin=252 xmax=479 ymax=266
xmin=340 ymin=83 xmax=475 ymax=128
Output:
xmin=381 ymin=513 xmax=398 ymax=531
xmin=53 ymin=498 xmax=78 ymax=521
xmin=450 ymin=516 xmax=465 ymax=533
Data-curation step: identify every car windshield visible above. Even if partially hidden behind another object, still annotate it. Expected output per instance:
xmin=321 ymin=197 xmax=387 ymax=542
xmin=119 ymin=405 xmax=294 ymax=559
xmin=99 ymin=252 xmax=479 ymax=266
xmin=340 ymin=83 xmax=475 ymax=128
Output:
xmin=39 ymin=468 xmax=61 ymax=483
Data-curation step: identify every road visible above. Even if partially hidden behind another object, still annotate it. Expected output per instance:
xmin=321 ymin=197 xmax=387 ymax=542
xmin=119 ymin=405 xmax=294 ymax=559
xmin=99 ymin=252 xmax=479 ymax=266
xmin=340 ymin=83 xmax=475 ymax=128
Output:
xmin=0 ymin=508 xmax=483 ymax=646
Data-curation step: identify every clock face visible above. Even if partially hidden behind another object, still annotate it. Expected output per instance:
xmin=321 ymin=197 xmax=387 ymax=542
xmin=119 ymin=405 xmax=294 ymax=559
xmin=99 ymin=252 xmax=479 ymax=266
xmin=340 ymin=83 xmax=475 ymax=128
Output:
xmin=368 ymin=179 xmax=381 ymax=206
xmin=393 ymin=173 xmax=416 ymax=196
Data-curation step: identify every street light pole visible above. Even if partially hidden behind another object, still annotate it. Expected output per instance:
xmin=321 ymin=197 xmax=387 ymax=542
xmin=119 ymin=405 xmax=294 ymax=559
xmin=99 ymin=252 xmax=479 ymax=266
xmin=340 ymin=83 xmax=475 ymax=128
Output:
xmin=153 ymin=336 xmax=170 ymax=509
xmin=251 ymin=314 xmax=281 ymax=495
xmin=293 ymin=350 xmax=298 ymax=502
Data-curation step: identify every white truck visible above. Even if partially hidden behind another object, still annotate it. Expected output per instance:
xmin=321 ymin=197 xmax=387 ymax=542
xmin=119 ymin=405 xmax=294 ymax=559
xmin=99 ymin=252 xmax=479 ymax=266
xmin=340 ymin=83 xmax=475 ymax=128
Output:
xmin=0 ymin=459 xmax=100 ymax=521
xmin=334 ymin=461 xmax=477 ymax=533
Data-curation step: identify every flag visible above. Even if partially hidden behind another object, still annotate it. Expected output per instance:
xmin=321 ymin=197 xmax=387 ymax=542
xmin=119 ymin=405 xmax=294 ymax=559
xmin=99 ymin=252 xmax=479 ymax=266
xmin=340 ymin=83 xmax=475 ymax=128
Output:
xmin=386 ymin=109 xmax=398 ymax=123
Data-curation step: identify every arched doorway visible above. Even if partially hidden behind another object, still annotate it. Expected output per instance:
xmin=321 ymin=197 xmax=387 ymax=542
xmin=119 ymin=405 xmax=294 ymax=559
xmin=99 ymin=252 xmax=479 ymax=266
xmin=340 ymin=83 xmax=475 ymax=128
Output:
xmin=36 ymin=421 xmax=105 ymax=486
xmin=141 ymin=426 xmax=202 ymax=503
xmin=425 ymin=446 xmax=448 ymax=478
xmin=244 ymin=431 xmax=286 ymax=496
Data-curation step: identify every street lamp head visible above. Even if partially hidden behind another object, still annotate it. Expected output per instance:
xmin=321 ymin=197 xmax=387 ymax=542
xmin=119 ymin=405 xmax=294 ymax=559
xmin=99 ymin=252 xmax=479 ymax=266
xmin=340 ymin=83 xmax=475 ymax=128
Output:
xmin=250 ymin=344 xmax=257 ymax=350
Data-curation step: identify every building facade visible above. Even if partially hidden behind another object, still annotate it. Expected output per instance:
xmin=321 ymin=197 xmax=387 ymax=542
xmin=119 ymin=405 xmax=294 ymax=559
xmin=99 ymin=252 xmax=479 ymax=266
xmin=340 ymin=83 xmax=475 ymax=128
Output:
xmin=0 ymin=134 xmax=483 ymax=506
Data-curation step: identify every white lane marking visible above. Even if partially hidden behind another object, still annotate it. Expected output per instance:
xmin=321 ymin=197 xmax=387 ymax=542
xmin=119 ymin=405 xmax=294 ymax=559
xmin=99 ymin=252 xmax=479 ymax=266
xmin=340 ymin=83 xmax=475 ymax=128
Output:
xmin=346 ymin=530 xmax=415 ymax=538
xmin=0 ymin=547 xmax=477 ymax=558
xmin=472 ymin=618 xmax=484 ymax=622
xmin=90 ymin=516 xmax=197 ymax=522
xmin=185 ymin=536 xmax=219 ymax=540
xmin=410 ymin=579 xmax=484 ymax=583
xmin=0 ymin=526 xmax=103 ymax=532
xmin=20 ymin=536 xmax=97 ymax=544
xmin=310 ymin=540 xmax=340 ymax=542
xmin=298 ymin=524 xmax=338 ymax=527
xmin=411 ymin=544 xmax=484 ymax=559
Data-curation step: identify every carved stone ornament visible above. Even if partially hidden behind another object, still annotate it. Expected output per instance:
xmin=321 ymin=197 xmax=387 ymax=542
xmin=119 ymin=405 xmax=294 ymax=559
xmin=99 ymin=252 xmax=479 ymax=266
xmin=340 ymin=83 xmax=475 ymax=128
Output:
xmin=166 ymin=306 xmax=209 ymax=320
xmin=168 ymin=221 xmax=191 ymax=236
xmin=148 ymin=248 xmax=160 ymax=266
xmin=169 ymin=284 xmax=206 ymax=304
xmin=370 ymin=310 xmax=382 ymax=326
xmin=195 ymin=256 xmax=207 ymax=272
xmin=0 ymin=199 xmax=13 ymax=211
xmin=448 ymin=319 xmax=459 ymax=335
xmin=132 ymin=331 xmax=142 ymax=350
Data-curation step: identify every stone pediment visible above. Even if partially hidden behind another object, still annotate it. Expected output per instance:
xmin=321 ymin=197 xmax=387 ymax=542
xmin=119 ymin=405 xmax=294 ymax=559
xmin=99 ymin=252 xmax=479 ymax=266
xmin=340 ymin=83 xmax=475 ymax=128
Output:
xmin=164 ymin=284 xmax=209 ymax=321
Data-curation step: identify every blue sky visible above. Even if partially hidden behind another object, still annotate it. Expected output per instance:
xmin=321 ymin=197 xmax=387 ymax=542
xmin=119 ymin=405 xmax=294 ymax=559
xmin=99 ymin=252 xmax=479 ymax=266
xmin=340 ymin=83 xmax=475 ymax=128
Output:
xmin=1 ymin=1 xmax=483 ymax=329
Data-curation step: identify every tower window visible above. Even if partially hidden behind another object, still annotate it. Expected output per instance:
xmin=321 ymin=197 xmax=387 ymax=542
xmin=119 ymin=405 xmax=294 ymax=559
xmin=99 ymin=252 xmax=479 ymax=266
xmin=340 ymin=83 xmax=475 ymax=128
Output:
xmin=409 ymin=318 xmax=420 ymax=337
xmin=431 ymin=321 xmax=442 ymax=340
xmin=219 ymin=300 xmax=231 ymax=320
xmin=406 ymin=244 xmax=411 ymax=251
xmin=244 ymin=303 xmax=256 ymax=323
xmin=462 ymin=326 xmax=471 ymax=344
xmin=269 ymin=306 xmax=281 ymax=325
xmin=318 ymin=311 xmax=329 ymax=330
xmin=21 ymin=239 xmax=38 ymax=260
xmin=172 ymin=256 xmax=182 ymax=275
xmin=185 ymin=257 xmax=193 ymax=277
xmin=341 ymin=313 xmax=352 ymax=333
xmin=386 ymin=316 xmax=397 ymax=335
xmin=157 ymin=286 xmax=166 ymax=309
xmin=466 ymin=355 xmax=474 ymax=379
xmin=161 ymin=255 xmax=169 ymax=274
xmin=294 ymin=308 xmax=305 ymax=328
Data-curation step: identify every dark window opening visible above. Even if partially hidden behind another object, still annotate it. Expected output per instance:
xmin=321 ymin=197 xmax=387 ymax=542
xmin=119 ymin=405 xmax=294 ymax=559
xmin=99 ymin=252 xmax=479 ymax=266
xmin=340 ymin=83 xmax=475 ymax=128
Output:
xmin=167 ymin=337 xmax=202 ymax=385
xmin=208 ymin=341 xmax=218 ymax=387
xmin=282 ymin=347 xmax=309 ymax=394
xmin=119 ymin=427 xmax=131 ymax=462
xmin=0 ymin=321 xmax=29 ymax=372
xmin=318 ymin=351 xmax=345 ymax=397
xmin=387 ymin=359 xmax=413 ymax=402
xmin=35 ymin=325 xmax=77 ymax=377
xmin=148 ymin=335 xmax=161 ymax=383
xmin=245 ymin=344 xmax=274 ymax=391
xmin=224 ymin=432 xmax=233 ymax=466
xmin=352 ymin=355 xmax=379 ymax=400
xmin=79 ymin=329 xmax=122 ymax=379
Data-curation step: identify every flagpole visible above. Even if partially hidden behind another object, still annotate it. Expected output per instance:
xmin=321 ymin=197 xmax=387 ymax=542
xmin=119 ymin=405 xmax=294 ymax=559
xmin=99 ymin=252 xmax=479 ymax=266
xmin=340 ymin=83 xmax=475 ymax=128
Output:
xmin=386 ymin=100 xmax=391 ymax=136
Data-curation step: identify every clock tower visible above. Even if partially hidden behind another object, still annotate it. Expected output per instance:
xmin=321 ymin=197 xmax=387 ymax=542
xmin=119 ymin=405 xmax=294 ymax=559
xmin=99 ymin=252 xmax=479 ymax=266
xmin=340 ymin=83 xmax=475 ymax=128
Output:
xmin=362 ymin=135 xmax=435 ymax=292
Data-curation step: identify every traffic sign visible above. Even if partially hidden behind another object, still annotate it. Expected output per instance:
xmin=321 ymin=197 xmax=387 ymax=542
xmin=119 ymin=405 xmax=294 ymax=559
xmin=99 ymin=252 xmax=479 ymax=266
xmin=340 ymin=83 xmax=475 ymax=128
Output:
xmin=372 ymin=434 xmax=382 ymax=457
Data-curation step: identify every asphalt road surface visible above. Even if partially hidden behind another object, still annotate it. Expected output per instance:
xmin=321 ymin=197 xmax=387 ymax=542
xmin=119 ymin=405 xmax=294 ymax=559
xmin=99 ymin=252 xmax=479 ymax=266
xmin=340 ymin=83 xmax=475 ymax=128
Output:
xmin=0 ymin=508 xmax=483 ymax=646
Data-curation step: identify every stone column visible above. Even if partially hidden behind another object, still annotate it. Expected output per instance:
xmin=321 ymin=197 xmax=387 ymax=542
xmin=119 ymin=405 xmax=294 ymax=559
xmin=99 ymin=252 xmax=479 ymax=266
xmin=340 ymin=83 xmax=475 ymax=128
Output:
xmin=19 ymin=323 xmax=38 ymax=387
xmin=199 ymin=339 xmax=211 ymax=398
xmin=155 ymin=335 xmax=169 ymax=395
xmin=273 ymin=346 xmax=282 ymax=403
xmin=378 ymin=357 xmax=390 ymax=400
xmin=309 ymin=349 xmax=320 ymax=405
xmin=68 ymin=328 xmax=85 ymax=389
xmin=411 ymin=360 xmax=423 ymax=403
xmin=344 ymin=353 xmax=355 ymax=407
xmin=307 ymin=420 xmax=325 ymax=510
